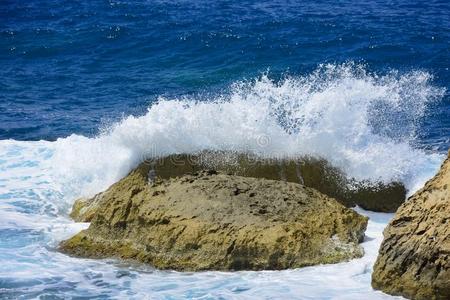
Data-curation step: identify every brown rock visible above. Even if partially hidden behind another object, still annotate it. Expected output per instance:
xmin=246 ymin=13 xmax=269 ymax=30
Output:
xmin=60 ymin=163 xmax=368 ymax=271
xmin=141 ymin=152 xmax=406 ymax=212
xmin=70 ymin=193 xmax=105 ymax=222
xmin=372 ymin=152 xmax=450 ymax=299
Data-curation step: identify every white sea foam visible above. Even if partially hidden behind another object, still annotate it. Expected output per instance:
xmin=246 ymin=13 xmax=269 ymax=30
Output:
xmin=0 ymin=145 xmax=400 ymax=296
xmin=48 ymin=63 xmax=445 ymax=201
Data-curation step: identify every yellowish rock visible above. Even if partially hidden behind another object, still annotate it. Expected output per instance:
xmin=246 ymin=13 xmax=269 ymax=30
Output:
xmin=61 ymin=164 xmax=368 ymax=271
xmin=372 ymin=152 xmax=450 ymax=299
xmin=125 ymin=153 xmax=406 ymax=212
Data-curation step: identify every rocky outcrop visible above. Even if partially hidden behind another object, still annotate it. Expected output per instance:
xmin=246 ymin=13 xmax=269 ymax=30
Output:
xmin=139 ymin=152 xmax=406 ymax=212
xmin=61 ymin=163 xmax=368 ymax=271
xmin=372 ymin=152 xmax=450 ymax=299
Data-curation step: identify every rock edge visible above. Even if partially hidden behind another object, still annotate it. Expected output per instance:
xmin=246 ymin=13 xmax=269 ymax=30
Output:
xmin=372 ymin=152 xmax=450 ymax=300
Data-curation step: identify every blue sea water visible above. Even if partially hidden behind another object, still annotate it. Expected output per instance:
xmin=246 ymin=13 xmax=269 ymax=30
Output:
xmin=0 ymin=0 xmax=449 ymax=299
xmin=1 ymin=0 xmax=449 ymax=147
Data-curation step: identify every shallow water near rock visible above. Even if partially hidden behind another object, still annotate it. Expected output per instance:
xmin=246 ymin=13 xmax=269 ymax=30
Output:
xmin=0 ymin=174 xmax=395 ymax=299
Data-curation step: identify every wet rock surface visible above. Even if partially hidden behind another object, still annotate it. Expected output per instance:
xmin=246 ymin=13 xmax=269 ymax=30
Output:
xmin=372 ymin=152 xmax=450 ymax=300
xmin=61 ymin=163 xmax=368 ymax=271
xmin=138 ymin=152 xmax=406 ymax=212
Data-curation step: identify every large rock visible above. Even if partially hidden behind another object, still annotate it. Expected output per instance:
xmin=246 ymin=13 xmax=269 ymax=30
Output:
xmin=372 ymin=152 xmax=450 ymax=299
xmin=61 ymin=164 xmax=368 ymax=271
xmin=134 ymin=152 xmax=406 ymax=212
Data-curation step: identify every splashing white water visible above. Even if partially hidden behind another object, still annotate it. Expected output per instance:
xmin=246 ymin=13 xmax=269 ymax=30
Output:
xmin=47 ymin=63 xmax=445 ymax=202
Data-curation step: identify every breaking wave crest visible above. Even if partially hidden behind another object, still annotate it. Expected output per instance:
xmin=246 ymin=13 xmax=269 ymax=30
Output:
xmin=47 ymin=63 xmax=445 ymax=202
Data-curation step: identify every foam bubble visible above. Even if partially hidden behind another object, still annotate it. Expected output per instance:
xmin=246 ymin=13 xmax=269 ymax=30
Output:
xmin=47 ymin=63 xmax=445 ymax=200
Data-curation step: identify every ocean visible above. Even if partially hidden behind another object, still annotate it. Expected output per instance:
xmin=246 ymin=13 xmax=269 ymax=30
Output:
xmin=0 ymin=0 xmax=449 ymax=299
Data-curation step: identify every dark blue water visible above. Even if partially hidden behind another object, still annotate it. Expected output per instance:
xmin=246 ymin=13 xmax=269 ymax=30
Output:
xmin=1 ymin=0 xmax=449 ymax=149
